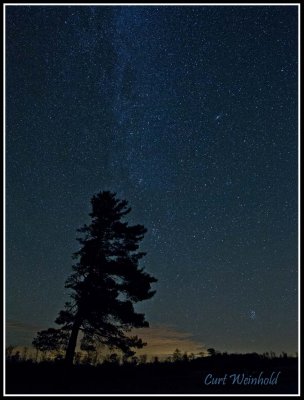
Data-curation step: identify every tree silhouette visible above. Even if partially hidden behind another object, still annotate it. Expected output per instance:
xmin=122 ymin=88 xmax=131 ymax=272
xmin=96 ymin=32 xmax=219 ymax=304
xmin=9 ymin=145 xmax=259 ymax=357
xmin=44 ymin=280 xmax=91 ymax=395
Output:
xmin=33 ymin=191 xmax=157 ymax=365
xmin=207 ymin=348 xmax=218 ymax=357
xmin=6 ymin=345 xmax=15 ymax=360
xmin=32 ymin=328 xmax=70 ymax=360
xmin=172 ymin=348 xmax=182 ymax=362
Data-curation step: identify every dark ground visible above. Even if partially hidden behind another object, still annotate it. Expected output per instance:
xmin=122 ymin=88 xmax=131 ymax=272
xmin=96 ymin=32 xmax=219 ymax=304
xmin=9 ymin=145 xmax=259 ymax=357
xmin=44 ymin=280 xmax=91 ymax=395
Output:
xmin=6 ymin=354 xmax=298 ymax=395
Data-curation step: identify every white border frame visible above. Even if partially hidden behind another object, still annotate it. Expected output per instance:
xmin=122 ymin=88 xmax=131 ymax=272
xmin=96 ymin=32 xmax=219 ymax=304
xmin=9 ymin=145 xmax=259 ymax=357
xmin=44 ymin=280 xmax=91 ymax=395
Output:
xmin=3 ymin=2 xmax=301 ymax=397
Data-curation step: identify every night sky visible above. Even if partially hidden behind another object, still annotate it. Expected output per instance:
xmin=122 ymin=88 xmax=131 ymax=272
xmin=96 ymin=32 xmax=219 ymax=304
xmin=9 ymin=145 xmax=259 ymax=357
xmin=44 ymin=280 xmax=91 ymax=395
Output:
xmin=6 ymin=5 xmax=298 ymax=356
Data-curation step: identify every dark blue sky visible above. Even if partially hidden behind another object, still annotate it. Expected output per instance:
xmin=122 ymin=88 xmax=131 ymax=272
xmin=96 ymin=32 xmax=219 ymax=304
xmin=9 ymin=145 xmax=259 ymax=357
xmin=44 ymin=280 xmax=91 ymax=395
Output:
xmin=6 ymin=5 xmax=298 ymax=355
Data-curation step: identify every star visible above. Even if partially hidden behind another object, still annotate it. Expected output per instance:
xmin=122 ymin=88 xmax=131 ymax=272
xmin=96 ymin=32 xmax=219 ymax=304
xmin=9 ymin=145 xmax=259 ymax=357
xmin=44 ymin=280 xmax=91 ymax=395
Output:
xmin=249 ymin=310 xmax=256 ymax=320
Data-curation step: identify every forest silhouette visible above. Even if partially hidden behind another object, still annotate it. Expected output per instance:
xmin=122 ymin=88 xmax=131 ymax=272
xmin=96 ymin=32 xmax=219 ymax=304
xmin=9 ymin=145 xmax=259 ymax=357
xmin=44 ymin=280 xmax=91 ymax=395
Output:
xmin=6 ymin=347 xmax=298 ymax=394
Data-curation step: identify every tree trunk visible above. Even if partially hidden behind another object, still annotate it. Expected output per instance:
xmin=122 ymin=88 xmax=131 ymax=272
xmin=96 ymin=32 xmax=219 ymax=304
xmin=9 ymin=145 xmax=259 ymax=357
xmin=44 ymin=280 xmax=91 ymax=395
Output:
xmin=65 ymin=316 xmax=82 ymax=366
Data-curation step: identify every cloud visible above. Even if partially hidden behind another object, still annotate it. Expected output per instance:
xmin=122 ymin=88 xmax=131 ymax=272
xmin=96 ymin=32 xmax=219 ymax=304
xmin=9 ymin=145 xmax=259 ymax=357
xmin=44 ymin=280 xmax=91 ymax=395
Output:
xmin=6 ymin=320 xmax=44 ymax=347
xmin=132 ymin=324 xmax=206 ymax=359
xmin=6 ymin=320 xmax=43 ymax=333
xmin=6 ymin=320 xmax=206 ymax=359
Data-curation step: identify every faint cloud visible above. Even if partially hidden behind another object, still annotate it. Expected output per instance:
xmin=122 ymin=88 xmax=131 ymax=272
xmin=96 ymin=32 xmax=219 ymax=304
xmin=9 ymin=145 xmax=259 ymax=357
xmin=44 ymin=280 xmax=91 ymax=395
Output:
xmin=6 ymin=320 xmax=42 ymax=333
xmin=6 ymin=320 xmax=44 ymax=346
xmin=6 ymin=320 xmax=207 ymax=360
xmin=133 ymin=324 xmax=206 ymax=359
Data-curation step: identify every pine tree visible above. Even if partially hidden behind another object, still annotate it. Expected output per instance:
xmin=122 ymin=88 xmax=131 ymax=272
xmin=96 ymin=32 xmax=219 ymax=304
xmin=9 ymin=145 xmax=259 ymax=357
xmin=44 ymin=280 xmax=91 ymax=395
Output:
xmin=33 ymin=191 xmax=157 ymax=365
